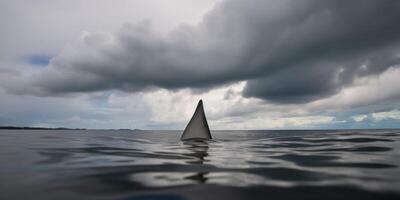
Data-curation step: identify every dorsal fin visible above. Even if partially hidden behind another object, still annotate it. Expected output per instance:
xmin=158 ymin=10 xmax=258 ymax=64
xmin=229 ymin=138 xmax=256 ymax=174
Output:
xmin=181 ymin=100 xmax=212 ymax=141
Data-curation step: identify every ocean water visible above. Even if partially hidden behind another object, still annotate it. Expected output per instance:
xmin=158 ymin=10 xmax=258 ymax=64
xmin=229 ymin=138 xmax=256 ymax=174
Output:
xmin=1 ymin=129 xmax=400 ymax=200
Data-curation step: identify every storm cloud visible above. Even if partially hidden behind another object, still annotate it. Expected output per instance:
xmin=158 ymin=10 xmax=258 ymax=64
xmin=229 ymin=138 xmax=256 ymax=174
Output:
xmin=27 ymin=0 xmax=400 ymax=104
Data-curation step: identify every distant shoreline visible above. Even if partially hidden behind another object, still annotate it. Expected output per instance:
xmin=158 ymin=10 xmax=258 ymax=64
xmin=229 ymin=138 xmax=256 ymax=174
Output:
xmin=0 ymin=126 xmax=87 ymax=130
xmin=0 ymin=126 xmax=144 ymax=131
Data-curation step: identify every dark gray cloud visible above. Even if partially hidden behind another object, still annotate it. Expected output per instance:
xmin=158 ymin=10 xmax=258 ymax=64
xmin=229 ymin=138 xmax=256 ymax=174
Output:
xmin=27 ymin=0 xmax=400 ymax=104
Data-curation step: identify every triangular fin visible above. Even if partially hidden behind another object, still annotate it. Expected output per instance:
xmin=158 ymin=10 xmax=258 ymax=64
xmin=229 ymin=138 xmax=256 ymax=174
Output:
xmin=181 ymin=100 xmax=212 ymax=141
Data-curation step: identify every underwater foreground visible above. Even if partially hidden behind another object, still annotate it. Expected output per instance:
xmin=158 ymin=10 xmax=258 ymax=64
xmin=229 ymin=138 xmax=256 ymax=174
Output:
xmin=1 ymin=129 xmax=400 ymax=200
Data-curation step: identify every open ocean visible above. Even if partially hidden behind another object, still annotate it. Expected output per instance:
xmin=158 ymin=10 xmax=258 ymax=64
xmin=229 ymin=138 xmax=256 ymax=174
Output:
xmin=1 ymin=129 xmax=400 ymax=200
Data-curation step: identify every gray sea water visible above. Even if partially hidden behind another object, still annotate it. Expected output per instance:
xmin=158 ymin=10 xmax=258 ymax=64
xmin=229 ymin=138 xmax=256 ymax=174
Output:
xmin=1 ymin=129 xmax=400 ymax=200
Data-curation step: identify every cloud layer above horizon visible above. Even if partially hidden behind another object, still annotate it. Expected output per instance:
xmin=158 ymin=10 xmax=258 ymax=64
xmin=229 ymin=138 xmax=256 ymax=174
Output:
xmin=1 ymin=0 xmax=400 ymax=129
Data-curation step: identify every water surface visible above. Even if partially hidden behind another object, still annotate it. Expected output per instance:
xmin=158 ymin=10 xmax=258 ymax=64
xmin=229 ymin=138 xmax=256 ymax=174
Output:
xmin=1 ymin=129 xmax=400 ymax=200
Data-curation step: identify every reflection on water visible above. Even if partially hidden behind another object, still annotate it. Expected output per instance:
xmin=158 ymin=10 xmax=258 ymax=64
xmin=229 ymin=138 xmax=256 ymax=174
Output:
xmin=0 ymin=129 xmax=400 ymax=200
xmin=131 ymin=141 xmax=210 ymax=187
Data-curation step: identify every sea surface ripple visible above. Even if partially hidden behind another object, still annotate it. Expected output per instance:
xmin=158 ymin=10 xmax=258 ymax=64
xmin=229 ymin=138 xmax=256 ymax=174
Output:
xmin=1 ymin=129 xmax=400 ymax=200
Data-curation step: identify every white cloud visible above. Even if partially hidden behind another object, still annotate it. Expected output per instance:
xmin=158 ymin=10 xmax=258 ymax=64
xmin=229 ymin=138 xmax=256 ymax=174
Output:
xmin=352 ymin=115 xmax=367 ymax=122
xmin=212 ymin=115 xmax=336 ymax=130
xmin=143 ymin=81 xmax=337 ymax=130
xmin=372 ymin=110 xmax=400 ymax=121
xmin=308 ymin=67 xmax=400 ymax=113
xmin=0 ymin=89 xmax=151 ymax=129
xmin=143 ymin=82 xmax=247 ymax=125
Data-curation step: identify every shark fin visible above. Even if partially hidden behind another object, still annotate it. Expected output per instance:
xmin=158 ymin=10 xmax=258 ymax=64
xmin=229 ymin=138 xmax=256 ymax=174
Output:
xmin=181 ymin=100 xmax=212 ymax=141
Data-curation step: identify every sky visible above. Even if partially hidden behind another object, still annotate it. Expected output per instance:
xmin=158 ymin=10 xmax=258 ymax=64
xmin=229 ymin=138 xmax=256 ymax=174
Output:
xmin=0 ymin=0 xmax=400 ymax=130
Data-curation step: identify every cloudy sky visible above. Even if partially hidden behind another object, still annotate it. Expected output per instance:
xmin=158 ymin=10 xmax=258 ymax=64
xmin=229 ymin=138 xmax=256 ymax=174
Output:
xmin=1 ymin=0 xmax=400 ymax=129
